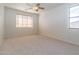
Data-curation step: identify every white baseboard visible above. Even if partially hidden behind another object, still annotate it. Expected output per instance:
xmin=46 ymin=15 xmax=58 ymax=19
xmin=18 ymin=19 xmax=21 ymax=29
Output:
xmin=39 ymin=33 xmax=79 ymax=46
xmin=0 ymin=37 xmax=3 ymax=47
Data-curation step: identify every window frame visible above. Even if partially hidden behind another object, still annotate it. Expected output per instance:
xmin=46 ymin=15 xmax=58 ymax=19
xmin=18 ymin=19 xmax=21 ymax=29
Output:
xmin=16 ymin=14 xmax=33 ymax=28
xmin=69 ymin=5 xmax=79 ymax=29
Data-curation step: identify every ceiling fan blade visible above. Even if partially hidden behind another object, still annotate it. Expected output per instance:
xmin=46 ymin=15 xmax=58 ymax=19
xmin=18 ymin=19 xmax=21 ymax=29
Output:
xmin=39 ymin=7 xmax=45 ymax=9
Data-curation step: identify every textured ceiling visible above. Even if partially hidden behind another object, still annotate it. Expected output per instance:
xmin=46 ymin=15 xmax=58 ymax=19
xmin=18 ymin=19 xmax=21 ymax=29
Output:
xmin=2 ymin=3 xmax=64 ymax=13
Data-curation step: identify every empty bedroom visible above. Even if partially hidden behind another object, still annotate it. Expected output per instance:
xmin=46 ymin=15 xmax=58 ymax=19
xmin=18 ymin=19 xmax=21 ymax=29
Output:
xmin=0 ymin=3 xmax=79 ymax=55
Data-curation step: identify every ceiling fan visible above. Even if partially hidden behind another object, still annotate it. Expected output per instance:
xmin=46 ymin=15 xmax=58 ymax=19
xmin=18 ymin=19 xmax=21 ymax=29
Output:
xmin=25 ymin=3 xmax=45 ymax=12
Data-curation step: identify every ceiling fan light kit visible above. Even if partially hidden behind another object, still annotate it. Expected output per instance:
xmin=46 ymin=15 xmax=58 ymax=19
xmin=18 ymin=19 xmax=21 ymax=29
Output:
xmin=26 ymin=3 xmax=45 ymax=12
xmin=32 ymin=7 xmax=39 ymax=11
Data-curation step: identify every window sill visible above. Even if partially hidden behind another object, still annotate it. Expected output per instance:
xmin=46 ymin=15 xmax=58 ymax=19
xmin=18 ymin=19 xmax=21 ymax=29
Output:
xmin=68 ymin=28 xmax=79 ymax=29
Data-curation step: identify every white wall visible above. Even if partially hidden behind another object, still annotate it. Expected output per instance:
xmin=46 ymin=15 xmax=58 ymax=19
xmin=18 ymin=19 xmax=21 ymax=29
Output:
xmin=0 ymin=5 xmax=4 ymax=46
xmin=4 ymin=7 xmax=39 ymax=39
xmin=39 ymin=4 xmax=79 ymax=45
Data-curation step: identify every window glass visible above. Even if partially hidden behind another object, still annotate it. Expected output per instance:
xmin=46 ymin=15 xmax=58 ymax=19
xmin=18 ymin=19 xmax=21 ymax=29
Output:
xmin=16 ymin=15 xmax=33 ymax=28
xmin=70 ymin=5 xmax=79 ymax=28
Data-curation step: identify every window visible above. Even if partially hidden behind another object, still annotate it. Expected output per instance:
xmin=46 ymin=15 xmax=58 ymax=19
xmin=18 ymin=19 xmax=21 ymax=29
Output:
xmin=70 ymin=5 xmax=79 ymax=28
xmin=16 ymin=14 xmax=33 ymax=28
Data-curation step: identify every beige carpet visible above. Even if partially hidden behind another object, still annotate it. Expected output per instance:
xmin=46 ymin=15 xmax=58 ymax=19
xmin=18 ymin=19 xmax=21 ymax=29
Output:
xmin=0 ymin=35 xmax=79 ymax=55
